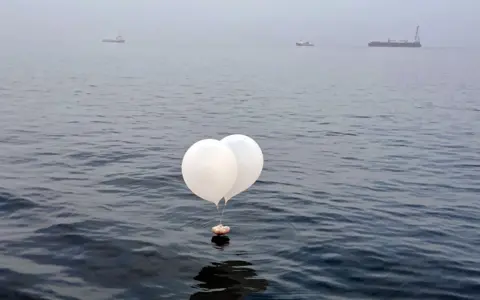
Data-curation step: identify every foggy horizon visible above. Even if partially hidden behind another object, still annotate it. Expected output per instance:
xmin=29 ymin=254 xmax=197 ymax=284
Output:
xmin=0 ymin=0 xmax=477 ymax=48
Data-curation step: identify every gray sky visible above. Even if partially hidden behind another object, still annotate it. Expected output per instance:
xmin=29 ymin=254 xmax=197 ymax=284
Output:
xmin=0 ymin=0 xmax=477 ymax=47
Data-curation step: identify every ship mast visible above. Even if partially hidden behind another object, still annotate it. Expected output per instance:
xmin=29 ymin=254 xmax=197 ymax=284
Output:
xmin=414 ymin=25 xmax=420 ymax=42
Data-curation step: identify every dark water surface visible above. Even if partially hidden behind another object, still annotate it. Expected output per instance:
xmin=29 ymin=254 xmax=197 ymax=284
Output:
xmin=1 ymin=45 xmax=479 ymax=299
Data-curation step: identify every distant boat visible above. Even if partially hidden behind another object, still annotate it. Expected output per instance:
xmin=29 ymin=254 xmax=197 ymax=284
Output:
xmin=102 ymin=35 xmax=125 ymax=43
xmin=296 ymin=41 xmax=314 ymax=47
xmin=368 ymin=26 xmax=421 ymax=48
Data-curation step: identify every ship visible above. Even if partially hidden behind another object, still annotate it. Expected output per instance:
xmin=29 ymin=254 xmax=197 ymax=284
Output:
xmin=368 ymin=26 xmax=421 ymax=48
xmin=102 ymin=35 xmax=125 ymax=43
xmin=296 ymin=41 xmax=314 ymax=47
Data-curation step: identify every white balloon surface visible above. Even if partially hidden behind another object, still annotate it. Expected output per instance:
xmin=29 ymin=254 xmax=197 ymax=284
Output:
xmin=181 ymin=139 xmax=238 ymax=206
xmin=220 ymin=134 xmax=264 ymax=203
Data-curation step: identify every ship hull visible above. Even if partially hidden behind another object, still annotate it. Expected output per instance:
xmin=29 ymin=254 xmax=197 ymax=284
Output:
xmin=368 ymin=41 xmax=421 ymax=48
xmin=296 ymin=43 xmax=314 ymax=47
xmin=102 ymin=39 xmax=125 ymax=43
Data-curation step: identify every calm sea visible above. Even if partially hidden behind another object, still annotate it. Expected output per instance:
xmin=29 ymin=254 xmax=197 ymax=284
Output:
xmin=0 ymin=44 xmax=479 ymax=299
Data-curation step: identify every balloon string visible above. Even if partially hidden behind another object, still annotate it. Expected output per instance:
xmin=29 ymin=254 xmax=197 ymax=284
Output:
xmin=216 ymin=204 xmax=221 ymax=224
xmin=219 ymin=201 xmax=227 ymax=224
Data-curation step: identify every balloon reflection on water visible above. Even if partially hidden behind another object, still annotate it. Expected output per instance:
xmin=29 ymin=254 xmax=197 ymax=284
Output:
xmin=189 ymin=260 xmax=268 ymax=300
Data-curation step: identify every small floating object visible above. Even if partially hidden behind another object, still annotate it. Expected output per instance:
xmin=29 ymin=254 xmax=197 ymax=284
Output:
xmin=212 ymin=224 xmax=230 ymax=235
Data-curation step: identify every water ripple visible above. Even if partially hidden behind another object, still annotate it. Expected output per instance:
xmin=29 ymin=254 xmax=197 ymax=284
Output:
xmin=0 ymin=46 xmax=479 ymax=299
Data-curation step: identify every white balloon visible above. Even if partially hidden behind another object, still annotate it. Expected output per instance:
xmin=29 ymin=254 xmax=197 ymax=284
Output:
xmin=220 ymin=134 xmax=264 ymax=202
xmin=181 ymin=139 xmax=238 ymax=206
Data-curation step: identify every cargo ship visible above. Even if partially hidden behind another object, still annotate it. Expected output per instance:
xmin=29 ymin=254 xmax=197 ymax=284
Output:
xmin=368 ymin=26 xmax=421 ymax=48
xmin=102 ymin=35 xmax=125 ymax=43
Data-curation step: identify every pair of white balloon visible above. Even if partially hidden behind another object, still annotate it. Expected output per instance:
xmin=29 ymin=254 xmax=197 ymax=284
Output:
xmin=181 ymin=134 xmax=264 ymax=207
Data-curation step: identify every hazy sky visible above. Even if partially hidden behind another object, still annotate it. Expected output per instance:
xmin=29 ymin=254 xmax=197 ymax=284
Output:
xmin=0 ymin=0 xmax=477 ymax=47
